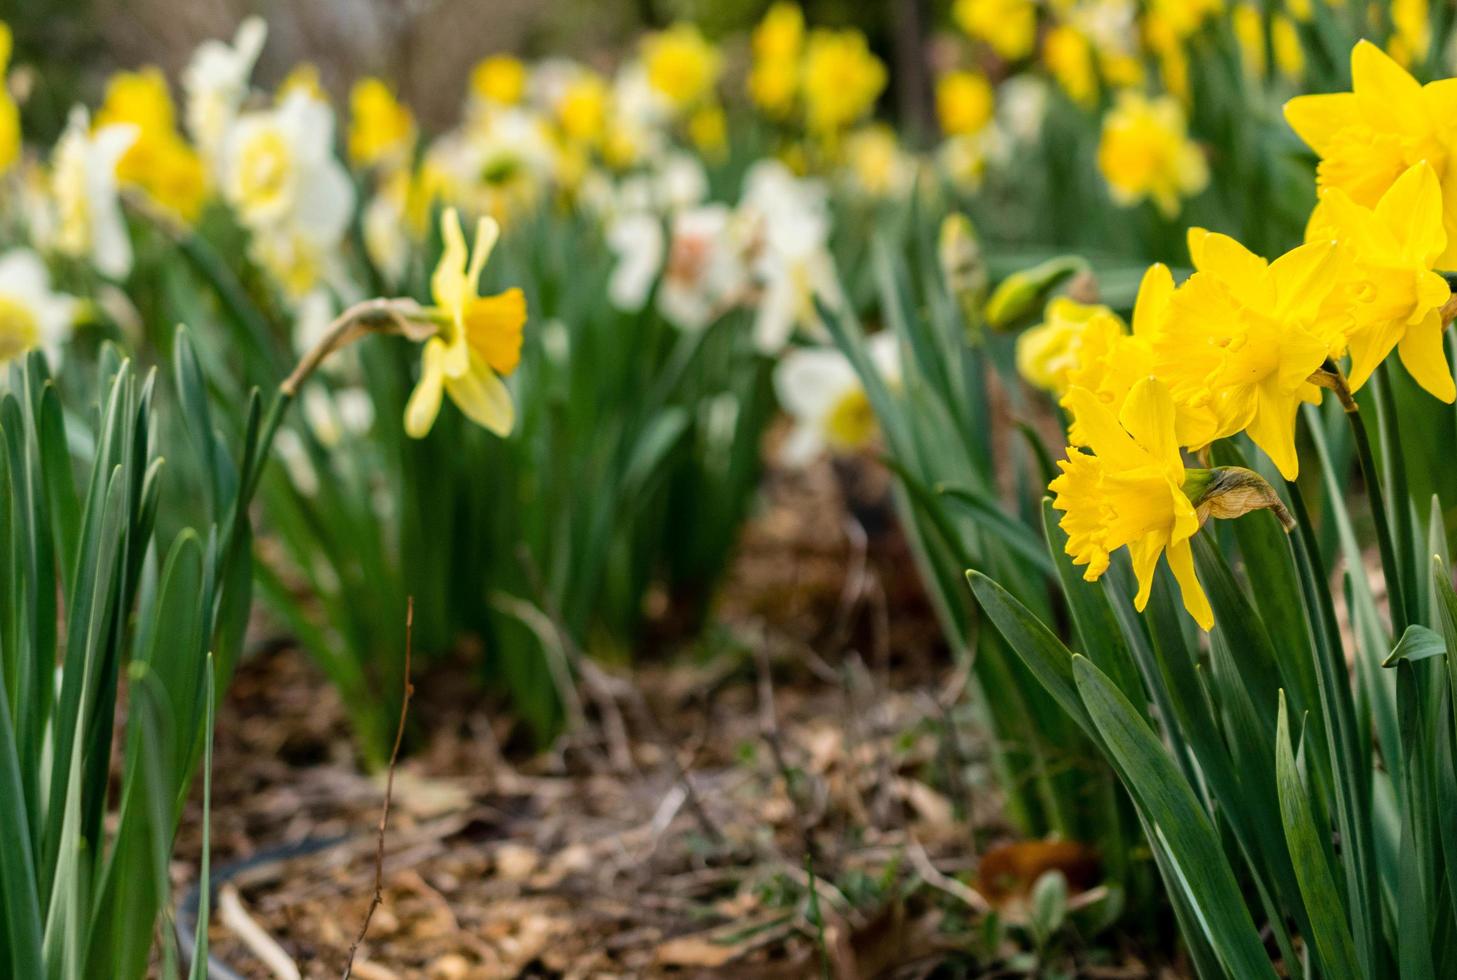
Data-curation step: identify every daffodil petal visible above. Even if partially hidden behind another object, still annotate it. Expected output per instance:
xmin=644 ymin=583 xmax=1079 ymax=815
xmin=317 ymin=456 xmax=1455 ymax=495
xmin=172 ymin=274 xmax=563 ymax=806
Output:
xmin=404 ymin=337 xmax=448 ymax=439
xmin=444 ymin=355 xmax=515 ymax=435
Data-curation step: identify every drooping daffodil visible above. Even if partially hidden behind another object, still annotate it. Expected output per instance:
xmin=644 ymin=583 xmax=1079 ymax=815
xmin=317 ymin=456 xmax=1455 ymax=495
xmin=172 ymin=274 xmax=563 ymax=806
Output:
xmin=405 ymin=207 xmax=527 ymax=439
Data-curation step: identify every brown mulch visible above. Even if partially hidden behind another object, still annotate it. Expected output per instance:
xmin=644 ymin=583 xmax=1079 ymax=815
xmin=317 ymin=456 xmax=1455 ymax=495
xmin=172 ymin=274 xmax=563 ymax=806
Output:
xmin=170 ymin=458 xmax=1153 ymax=978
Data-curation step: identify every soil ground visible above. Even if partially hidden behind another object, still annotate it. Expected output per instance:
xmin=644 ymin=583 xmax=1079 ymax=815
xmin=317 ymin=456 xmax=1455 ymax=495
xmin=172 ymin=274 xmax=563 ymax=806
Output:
xmin=170 ymin=459 xmax=1170 ymax=979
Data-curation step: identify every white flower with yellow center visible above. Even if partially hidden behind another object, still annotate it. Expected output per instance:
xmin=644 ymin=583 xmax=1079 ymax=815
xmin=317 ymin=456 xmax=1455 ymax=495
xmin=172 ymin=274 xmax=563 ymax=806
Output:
xmin=183 ymin=17 xmax=267 ymax=173
xmin=225 ymin=89 xmax=353 ymax=237
xmin=50 ymin=107 xmax=137 ymax=279
xmin=737 ymin=163 xmax=838 ymax=354
xmin=774 ymin=332 xmax=899 ymax=466
xmin=0 ymin=248 xmax=79 ymax=366
xmin=659 ymin=204 xmax=746 ymax=330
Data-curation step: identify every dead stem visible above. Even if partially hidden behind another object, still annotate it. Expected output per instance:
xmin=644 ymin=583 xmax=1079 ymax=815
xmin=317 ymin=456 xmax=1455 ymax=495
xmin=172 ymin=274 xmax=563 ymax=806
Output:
xmin=342 ymin=597 xmax=416 ymax=980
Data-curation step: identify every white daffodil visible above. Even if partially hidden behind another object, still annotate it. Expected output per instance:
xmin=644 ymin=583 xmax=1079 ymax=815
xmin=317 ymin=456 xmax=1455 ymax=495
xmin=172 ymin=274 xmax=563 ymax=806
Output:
xmin=225 ymin=89 xmax=353 ymax=237
xmin=998 ymin=75 xmax=1049 ymax=144
xmin=50 ymin=107 xmax=136 ymax=279
xmin=659 ymin=204 xmax=745 ymax=330
xmin=183 ymin=16 xmax=267 ymax=173
xmin=655 ymin=151 xmax=709 ymax=212
xmin=224 ymin=89 xmax=354 ymax=299
xmin=750 ymin=203 xmax=839 ymax=354
xmin=606 ymin=211 xmax=664 ymax=312
xmin=427 ymin=108 xmax=555 ymax=222
xmin=774 ymin=332 xmax=899 ymax=466
xmin=0 ymin=247 xmax=79 ymax=366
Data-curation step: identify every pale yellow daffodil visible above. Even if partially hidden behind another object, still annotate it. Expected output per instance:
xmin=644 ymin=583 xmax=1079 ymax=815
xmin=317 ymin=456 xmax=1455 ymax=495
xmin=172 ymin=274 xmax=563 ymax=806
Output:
xmin=405 ymin=208 xmax=526 ymax=439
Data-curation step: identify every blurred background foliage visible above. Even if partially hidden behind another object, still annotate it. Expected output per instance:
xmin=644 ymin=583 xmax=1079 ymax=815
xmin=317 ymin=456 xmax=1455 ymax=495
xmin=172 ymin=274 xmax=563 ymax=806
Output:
xmin=2 ymin=0 xmax=950 ymax=142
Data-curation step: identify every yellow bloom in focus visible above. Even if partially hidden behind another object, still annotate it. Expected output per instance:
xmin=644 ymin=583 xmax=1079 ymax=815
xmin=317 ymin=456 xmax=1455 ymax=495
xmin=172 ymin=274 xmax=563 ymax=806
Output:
xmin=1061 ymin=264 xmax=1170 ymax=443
xmin=748 ymin=3 xmax=804 ymax=117
xmin=348 ymin=78 xmax=415 ymax=168
xmin=1016 ymin=297 xmax=1116 ymax=396
xmin=801 ymin=29 xmax=886 ymax=135
xmin=1285 ymin=41 xmax=1457 ymax=268
xmin=1154 ymin=230 xmax=1343 ymax=479
xmin=1043 ymin=26 xmax=1097 ymax=107
xmin=936 ymin=70 xmax=995 ymax=136
xmin=472 ymin=55 xmax=527 ymax=107
xmin=406 ymin=208 xmax=527 ymax=439
xmin=643 ymin=23 xmax=721 ymax=111
xmin=1097 ymin=90 xmax=1208 ymax=217
xmin=1308 ymin=161 xmax=1454 ymax=400
xmin=1051 ymin=377 xmax=1213 ymax=630
xmin=953 ymin=0 xmax=1037 ymax=61
xmin=95 ymin=67 xmax=208 ymax=222
xmin=556 ymin=72 xmax=609 ymax=148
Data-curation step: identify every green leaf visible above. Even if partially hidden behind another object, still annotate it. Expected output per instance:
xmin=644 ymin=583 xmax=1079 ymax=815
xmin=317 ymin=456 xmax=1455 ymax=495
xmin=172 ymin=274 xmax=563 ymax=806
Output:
xmin=1275 ymin=692 xmax=1362 ymax=980
xmin=1073 ymin=655 xmax=1277 ymax=980
xmin=936 ymin=483 xmax=1053 ymax=576
xmin=1384 ymin=625 xmax=1447 ymax=668
xmin=966 ymin=571 xmax=1091 ymax=738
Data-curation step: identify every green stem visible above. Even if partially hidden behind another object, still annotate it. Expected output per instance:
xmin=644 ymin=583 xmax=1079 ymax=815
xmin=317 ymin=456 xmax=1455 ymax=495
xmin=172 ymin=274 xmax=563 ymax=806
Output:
xmin=1345 ymin=396 xmax=1411 ymax=634
xmin=1371 ymin=363 xmax=1417 ymax=629
xmin=1285 ymin=480 xmax=1381 ymax=975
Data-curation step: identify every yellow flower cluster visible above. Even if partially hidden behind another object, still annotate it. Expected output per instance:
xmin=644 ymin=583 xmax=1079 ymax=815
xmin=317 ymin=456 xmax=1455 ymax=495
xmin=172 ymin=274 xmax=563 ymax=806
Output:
xmin=1034 ymin=42 xmax=1457 ymax=630
xmin=746 ymin=5 xmax=885 ymax=143
xmin=94 ymin=67 xmax=208 ymax=223
xmin=1096 ymin=90 xmax=1208 ymax=218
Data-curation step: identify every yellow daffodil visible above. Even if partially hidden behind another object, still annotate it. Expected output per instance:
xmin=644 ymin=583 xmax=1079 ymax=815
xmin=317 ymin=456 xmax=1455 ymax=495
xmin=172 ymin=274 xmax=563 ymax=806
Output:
xmin=1234 ymin=6 xmax=1305 ymax=83
xmin=953 ymin=0 xmax=1037 ymax=61
xmin=555 ymin=71 xmax=609 ymax=148
xmin=844 ymin=124 xmax=912 ymax=197
xmin=1051 ymin=377 xmax=1213 ymax=629
xmin=936 ymin=70 xmax=995 ymax=136
xmin=689 ymin=103 xmax=728 ymax=158
xmin=472 ymin=55 xmax=527 ymax=107
xmin=1043 ymin=26 xmax=1097 ymax=107
xmin=748 ymin=3 xmax=804 ymax=117
xmin=1154 ymin=229 xmax=1343 ymax=479
xmin=0 ymin=23 xmax=17 ymax=175
xmin=1308 ymin=160 xmax=1454 ymax=400
xmin=1387 ymin=0 xmax=1430 ymax=69
xmin=801 ymin=29 xmax=886 ymax=136
xmin=348 ymin=78 xmax=415 ymax=169
xmin=1061 ymin=264 xmax=1176 ymax=444
xmin=95 ymin=67 xmax=208 ymax=223
xmin=1285 ymin=41 xmax=1457 ymax=268
xmin=1097 ymin=90 xmax=1208 ymax=217
xmin=642 ymin=23 xmax=721 ymax=111
xmin=405 ymin=208 xmax=526 ymax=439
xmin=1016 ymin=297 xmax=1118 ymax=396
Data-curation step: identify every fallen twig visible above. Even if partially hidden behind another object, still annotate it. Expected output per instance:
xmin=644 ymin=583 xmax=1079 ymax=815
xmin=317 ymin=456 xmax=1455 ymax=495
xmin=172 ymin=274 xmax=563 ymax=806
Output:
xmin=219 ymin=884 xmax=301 ymax=980
xmin=906 ymin=835 xmax=991 ymax=914
xmin=342 ymin=597 xmax=416 ymax=980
